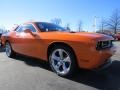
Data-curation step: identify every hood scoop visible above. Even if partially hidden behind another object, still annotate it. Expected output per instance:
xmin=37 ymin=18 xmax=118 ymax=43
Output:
xmin=69 ymin=31 xmax=76 ymax=33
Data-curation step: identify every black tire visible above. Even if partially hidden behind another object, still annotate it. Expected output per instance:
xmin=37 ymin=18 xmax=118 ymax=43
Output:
xmin=49 ymin=45 xmax=77 ymax=77
xmin=5 ymin=42 xmax=16 ymax=58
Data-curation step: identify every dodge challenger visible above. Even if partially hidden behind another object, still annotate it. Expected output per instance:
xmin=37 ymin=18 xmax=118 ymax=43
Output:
xmin=1 ymin=22 xmax=116 ymax=77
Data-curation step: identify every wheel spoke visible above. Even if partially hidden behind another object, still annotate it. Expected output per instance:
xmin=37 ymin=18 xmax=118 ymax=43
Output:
xmin=62 ymin=62 xmax=68 ymax=73
xmin=54 ymin=63 xmax=61 ymax=72
xmin=57 ymin=62 xmax=62 ymax=68
xmin=55 ymin=65 xmax=59 ymax=71
xmin=63 ymin=56 xmax=70 ymax=62
xmin=52 ymin=53 xmax=60 ymax=61
xmin=5 ymin=43 xmax=11 ymax=56
xmin=58 ymin=49 xmax=63 ymax=60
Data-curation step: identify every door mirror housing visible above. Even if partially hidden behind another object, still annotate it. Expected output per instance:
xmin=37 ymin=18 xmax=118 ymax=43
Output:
xmin=24 ymin=29 xmax=36 ymax=36
xmin=24 ymin=29 xmax=32 ymax=33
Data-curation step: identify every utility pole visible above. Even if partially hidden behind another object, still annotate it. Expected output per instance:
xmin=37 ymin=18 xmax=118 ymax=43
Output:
xmin=93 ymin=16 xmax=100 ymax=32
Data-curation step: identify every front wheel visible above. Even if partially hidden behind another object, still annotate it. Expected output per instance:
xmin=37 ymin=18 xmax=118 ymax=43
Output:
xmin=49 ymin=45 xmax=77 ymax=77
xmin=5 ymin=42 xmax=15 ymax=58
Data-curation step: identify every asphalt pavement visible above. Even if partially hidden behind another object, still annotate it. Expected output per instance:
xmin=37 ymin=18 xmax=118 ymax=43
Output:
xmin=0 ymin=42 xmax=120 ymax=90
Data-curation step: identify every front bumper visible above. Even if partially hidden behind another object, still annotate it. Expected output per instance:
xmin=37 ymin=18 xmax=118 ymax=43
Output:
xmin=77 ymin=46 xmax=116 ymax=69
xmin=93 ymin=59 xmax=112 ymax=71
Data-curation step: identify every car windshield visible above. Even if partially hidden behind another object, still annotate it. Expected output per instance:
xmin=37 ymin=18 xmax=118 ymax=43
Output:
xmin=37 ymin=22 xmax=66 ymax=32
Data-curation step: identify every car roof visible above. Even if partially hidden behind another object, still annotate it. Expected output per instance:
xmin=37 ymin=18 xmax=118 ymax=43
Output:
xmin=23 ymin=21 xmax=53 ymax=25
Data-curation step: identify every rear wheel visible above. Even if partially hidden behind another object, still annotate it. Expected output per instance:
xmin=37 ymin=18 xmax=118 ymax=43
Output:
xmin=5 ymin=42 xmax=16 ymax=58
xmin=49 ymin=45 xmax=77 ymax=77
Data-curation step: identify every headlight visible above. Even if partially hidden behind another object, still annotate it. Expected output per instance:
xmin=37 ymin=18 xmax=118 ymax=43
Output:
xmin=96 ymin=40 xmax=113 ymax=50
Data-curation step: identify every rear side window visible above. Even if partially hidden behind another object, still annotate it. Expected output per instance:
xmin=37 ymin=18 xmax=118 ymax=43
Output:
xmin=23 ymin=24 xmax=36 ymax=32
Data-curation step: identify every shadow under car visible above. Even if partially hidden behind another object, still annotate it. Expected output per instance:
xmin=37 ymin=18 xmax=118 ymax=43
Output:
xmin=7 ymin=54 xmax=120 ymax=90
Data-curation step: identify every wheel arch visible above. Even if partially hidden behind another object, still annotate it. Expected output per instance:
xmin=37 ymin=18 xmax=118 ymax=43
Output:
xmin=1 ymin=36 xmax=10 ymax=47
xmin=5 ymin=40 xmax=14 ymax=51
xmin=5 ymin=40 xmax=10 ymax=46
xmin=47 ymin=42 xmax=78 ymax=67
xmin=5 ymin=40 xmax=9 ymax=43
xmin=47 ymin=42 xmax=74 ymax=56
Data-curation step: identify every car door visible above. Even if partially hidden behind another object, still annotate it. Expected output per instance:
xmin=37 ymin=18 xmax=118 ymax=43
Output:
xmin=11 ymin=25 xmax=26 ymax=54
xmin=20 ymin=24 xmax=42 ymax=58
xmin=11 ymin=24 xmax=36 ymax=55
xmin=12 ymin=24 xmax=44 ymax=59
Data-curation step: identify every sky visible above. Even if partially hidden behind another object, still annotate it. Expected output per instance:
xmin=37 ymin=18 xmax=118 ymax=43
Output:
xmin=0 ymin=0 xmax=120 ymax=32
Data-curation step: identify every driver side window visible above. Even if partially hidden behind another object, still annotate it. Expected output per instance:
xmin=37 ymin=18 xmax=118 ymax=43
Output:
xmin=23 ymin=24 xmax=36 ymax=32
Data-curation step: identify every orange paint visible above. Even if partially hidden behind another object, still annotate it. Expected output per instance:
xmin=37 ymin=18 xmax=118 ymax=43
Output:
xmin=1 ymin=22 xmax=116 ymax=69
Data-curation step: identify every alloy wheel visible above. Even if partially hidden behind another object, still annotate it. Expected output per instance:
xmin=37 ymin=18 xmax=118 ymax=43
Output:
xmin=50 ymin=49 xmax=71 ymax=75
xmin=5 ymin=43 xmax=12 ymax=57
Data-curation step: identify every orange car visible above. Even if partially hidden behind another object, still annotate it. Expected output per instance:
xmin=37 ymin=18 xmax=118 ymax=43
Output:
xmin=1 ymin=22 xmax=116 ymax=77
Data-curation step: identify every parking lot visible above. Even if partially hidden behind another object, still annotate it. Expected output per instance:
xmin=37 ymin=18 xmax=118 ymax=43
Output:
xmin=0 ymin=42 xmax=120 ymax=90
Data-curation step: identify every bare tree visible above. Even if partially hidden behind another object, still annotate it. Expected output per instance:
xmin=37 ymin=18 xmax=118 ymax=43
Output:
xmin=65 ymin=23 xmax=71 ymax=31
xmin=0 ymin=28 xmax=3 ymax=34
xmin=0 ymin=26 xmax=6 ymax=34
xmin=51 ymin=18 xmax=62 ymax=25
xmin=107 ymin=9 xmax=120 ymax=34
xmin=78 ymin=20 xmax=82 ymax=32
xmin=98 ymin=18 xmax=107 ymax=33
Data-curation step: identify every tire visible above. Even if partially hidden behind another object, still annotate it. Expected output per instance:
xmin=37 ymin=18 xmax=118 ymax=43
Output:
xmin=5 ymin=42 xmax=16 ymax=58
xmin=49 ymin=45 xmax=77 ymax=77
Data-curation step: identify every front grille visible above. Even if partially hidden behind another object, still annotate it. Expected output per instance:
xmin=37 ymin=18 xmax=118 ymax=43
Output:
xmin=96 ymin=40 xmax=113 ymax=50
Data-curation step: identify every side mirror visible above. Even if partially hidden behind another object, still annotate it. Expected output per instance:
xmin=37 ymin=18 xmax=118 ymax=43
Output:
xmin=24 ymin=29 xmax=36 ymax=36
xmin=24 ymin=29 xmax=32 ymax=33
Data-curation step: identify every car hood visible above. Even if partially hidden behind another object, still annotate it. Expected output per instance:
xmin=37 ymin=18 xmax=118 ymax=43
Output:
xmin=72 ymin=32 xmax=114 ymax=41
xmin=41 ymin=31 xmax=114 ymax=42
